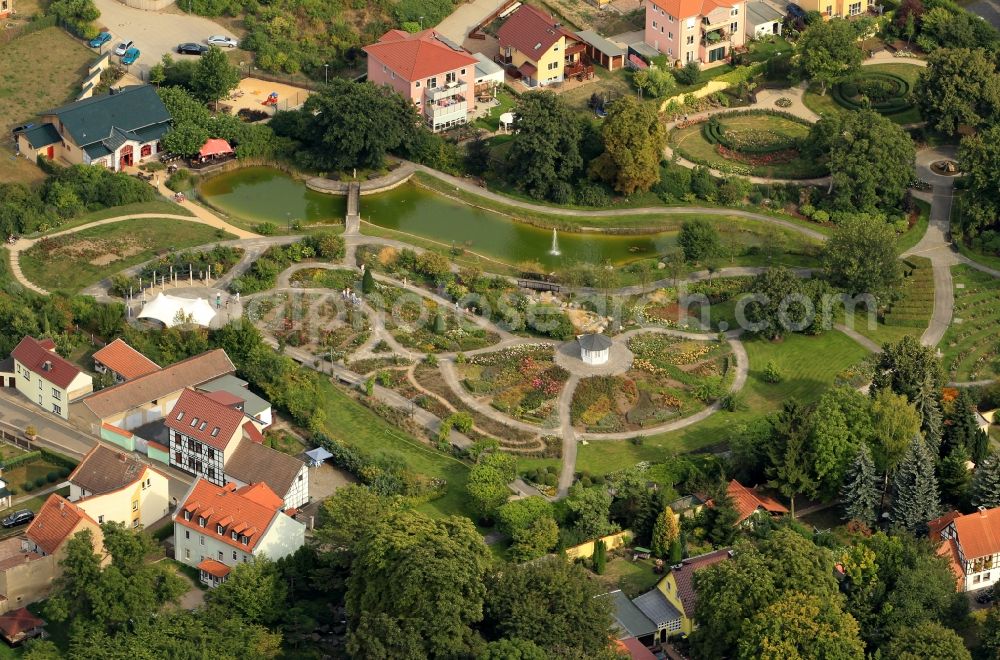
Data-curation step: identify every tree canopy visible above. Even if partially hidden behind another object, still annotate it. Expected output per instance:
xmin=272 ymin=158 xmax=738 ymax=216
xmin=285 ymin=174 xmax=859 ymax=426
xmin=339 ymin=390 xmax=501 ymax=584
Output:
xmin=823 ymin=213 xmax=903 ymax=303
xmin=917 ymin=48 xmax=1000 ymax=136
xmin=826 ymin=111 xmax=915 ymax=212
xmin=958 ymin=123 xmax=1000 ymax=235
xmin=507 ymin=92 xmax=583 ymax=203
xmin=590 ymin=96 xmax=666 ymax=194
xmin=796 ymin=19 xmax=863 ymax=94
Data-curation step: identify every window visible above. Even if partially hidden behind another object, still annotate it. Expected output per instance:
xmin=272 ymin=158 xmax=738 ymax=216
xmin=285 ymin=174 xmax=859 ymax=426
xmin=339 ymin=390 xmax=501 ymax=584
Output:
xmin=52 ymin=404 xmax=61 ymax=416
xmin=391 ymin=72 xmax=395 ymax=80
xmin=668 ymin=31 xmax=673 ymax=39
xmin=217 ymin=524 xmax=224 ymax=535
xmin=189 ymin=417 xmax=198 ymax=427
xmin=731 ymin=21 xmax=738 ymax=32
xmin=848 ymin=1 xmax=861 ymax=14
xmin=231 ymin=531 xmax=238 ymax=541
xmin=382 ymin=64 xmax=387 ymax=73
xmin=241 ymin=535 xmax=248 ymax=546
xmin=132 ymin=520 xmax=139 ymax=529
xmin=233 ymin=551 xmax=237 ymax=560
xmin=185 ymin=548 xmax=190 ymax=559
xmin=427 ymin=76 xmax=437 ymax=89
xmin=686 ymin=17 xmax=695 ymax=28
xmin=22 ymin=372 xmax=28 ymax=382
xmin=686 ymin=35 xmax=694 ymax=45
xmin=200 ymin=535 xmax=205 ymax=546
xmin=218 ymin=551 xmax=224 ymax=560
xmin=445 ymin=71 xmax=456 ymax=84
xmin=184 ymin=511 xmax=191 ymax=521
xmin=826 ymin=4 xmax=832 ymax=12
xmin=199 ymin=421 xmax=207 ymax=431
xmin=175 ymin=451 xmax=182 ymax=464
xmin=210 ymin=428 xmax=219 ymax=438
xmin=185 ymin=530 xmax=190 ymax=539
xmin=547 ymin=61 xmax=558 ymax=70
xmin=731 ymin=6 xmax=738 ymax=14
xmin=460 ymin=68 xmax=466 ymax=75
xmin=198 ymin=517 xmax=206 ymax=527
xmin=98 ymin=515 xmax=104 ymax=524
xmin=132 ymin=500 xmax=138 ymax=511
xmin=52 ymin=388 xmax=60 ymax=400
xmin=653 ymin=19 xmax=658 ymax=27
xmin=176 ymin=411 xmax=184 ymax=421
xmin=207 ymin=448 xmax=215 ymax=460
xmin=298 ymin=473 xmax=304 ymax=481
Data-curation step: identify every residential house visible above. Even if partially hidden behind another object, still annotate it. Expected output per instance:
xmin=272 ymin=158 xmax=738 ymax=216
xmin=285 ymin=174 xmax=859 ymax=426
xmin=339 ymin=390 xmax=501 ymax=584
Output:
xmin=364 ymin=29 xmax=478 ymax=132
xmin=196 ymin=374 xmax=273 ymax=427
xmin=497 ymin=4 xmax=591 ymax=87
xmin=745 ymin=2 xmax=784 ymax=38
xmin=0 ymin=608 xmax=46 ymax=646
xmin=0 ymin=494 xmax=109 ymax=613
xmin=165 ymin=388 xmax=307 ymax=508
xmin=931 ymin=507 xmax=1000 ymax=592
xmin=472 ymin=52 xmax=505 ymax=97
xmin=67 ymin=444 xmax=170 ymax=529
xmin=92 ymin=338 xmax=160 ymax=384
xmin=16 ymin=85 xmax=171 ymax=171
xmin=796 ymin=0 xmax=873 ymax=18
xmin=644 ymin=0 xmax=747 ymax=67
xmin=0 ymin=0 xmax=11 ymax=20
xmin=719 ymin=479 xmax=788 ymax=526
xmin=10 ymin=336 xmax=92 ymax=419
xmin=73 ymin=348 xmax=235 ymax=435
xmin=173 ymin=478 xmax=305 ymax=587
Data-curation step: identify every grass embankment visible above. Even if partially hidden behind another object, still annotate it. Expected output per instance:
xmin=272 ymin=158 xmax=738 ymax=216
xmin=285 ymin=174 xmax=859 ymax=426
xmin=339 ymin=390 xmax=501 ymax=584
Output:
xmin=316 ymin=378 xmax=474 ymax=520
xmin=21 ymin=219 xmax=235 ymax=292
xmin=573 ymin=330 xmax=869 ymax=473
xmin=896 ymin=199 xmax=930 ymax=254
xmin=0 ymin=27 xmax=94 ymax=185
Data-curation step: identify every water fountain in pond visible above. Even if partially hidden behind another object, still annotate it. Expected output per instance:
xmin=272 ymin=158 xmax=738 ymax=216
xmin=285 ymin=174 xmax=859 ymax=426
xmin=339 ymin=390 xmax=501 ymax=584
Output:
xmin=549 ymin=228 xmax=561 ymax=256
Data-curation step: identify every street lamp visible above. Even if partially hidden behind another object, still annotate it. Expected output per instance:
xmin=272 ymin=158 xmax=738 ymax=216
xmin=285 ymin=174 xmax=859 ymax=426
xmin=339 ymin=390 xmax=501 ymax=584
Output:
xmin=419 ymin=15 xmax=424 ymax=29
xmin=324 ymin=63 xmax=329 ymax=84
xmin=286 ymin=212 xmax=291 ymax=233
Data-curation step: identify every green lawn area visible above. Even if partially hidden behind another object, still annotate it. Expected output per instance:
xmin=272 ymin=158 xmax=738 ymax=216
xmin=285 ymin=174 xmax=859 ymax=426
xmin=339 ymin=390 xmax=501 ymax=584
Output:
xmin=473 ymin=88 xmax=517 ymax=131
xmin=576 ymin=330 xmax=869 ymax=473
xmin=941 ymin=265 xmax=1000 ymax=383
xmin=20 ymin=219 xmax=236 ymax=293
xmin=896 ymin=199 xmax=930 ymax=254
xmin=836 ymin=255 xmax=933 ymax=347
xmin=671 ymin=113 xmax=828 ymax=179
xmin=802 ymin=63 xmax=925 ymax=125
xmin=560 ymin=67 xmax=636 ymax=115
xmin=745 ymin=35 xmax=793 ymax=63
xmin=0 ymin=27 xmax=94 ymax=185
xmin=27 ymin=199 xmax=195 ymax=238
xmin=599 ymin=556 xmax=663 ymax=598
xmin=316 ymin=378 xmax=475 ymax=520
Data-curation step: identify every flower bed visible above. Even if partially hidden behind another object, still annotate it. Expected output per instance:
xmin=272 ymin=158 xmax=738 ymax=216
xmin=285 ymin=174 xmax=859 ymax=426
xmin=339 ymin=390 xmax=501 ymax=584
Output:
xmin=460 ymin=346 xmax=568 ymax=426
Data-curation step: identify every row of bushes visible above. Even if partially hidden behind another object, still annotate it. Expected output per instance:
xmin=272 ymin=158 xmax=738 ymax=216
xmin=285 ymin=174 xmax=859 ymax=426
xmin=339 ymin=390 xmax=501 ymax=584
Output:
xmin=833 ymin=72 xmax=914 ymax=115
xmin=22 ymin=467 xmax=72 ymax=493
xmin=230 ymin=233 xmax=345 ymax=294
xmin=702 ymin=119 xmax=800 ymax=155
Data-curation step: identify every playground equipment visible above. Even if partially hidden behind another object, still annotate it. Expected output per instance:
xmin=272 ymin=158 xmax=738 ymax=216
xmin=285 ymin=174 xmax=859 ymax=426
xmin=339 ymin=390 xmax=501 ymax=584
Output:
xmin=262 ymin=92 xmax=279 ymax=106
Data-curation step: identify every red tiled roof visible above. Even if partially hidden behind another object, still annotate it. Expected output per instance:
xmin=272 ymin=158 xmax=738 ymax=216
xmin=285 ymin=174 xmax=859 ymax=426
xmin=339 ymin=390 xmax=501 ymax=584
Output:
xmin=175 ymin=479 xmax=283 ymax=553
xmin=242 ymin=421 xmax=264 ymax=444
xmin=929 ymin=509 xmax=962 ymax=539
xmin=147 ymin=440 xmax=169 ymax=453
xmin=10 ymin=336 xmax=82 ymax=390
xmin=497 ymin=4 xmax=577 ymax=60
xmin=937 ymin=538 xmax=965 ymax=590
xmin=616 ymin=638 xmax=656 ymax=660
xmin=726 ymin=480 xmax=788 ymax=524
xmin=68 ymin=444 xmax=147 ymax=496
xmin=204 ymin=390 xmax=243 ymax=407
xmin=648 ymin=0 xmax=740 ymax=20
xmin=364 ymin=29 xmax=477 ymax=81
xmin=92 ymin=338 xmax=160 ymax=380
xmin=101 ymin=422 xmax=133 ymax=439
xmin=164 ymin=389 xmax=245 ymax=451
xmin=952 ymin=506 xmax=1000 ymax=559
xmin=519 ymin=62 xmax=538 ymax=77
xmin=25 ymin=494 xmax=97 ymax=556
xmin=0 ymin=608 xmax=45 ymax=639
xmin=197 ymin=558 xmax=232 ymax=578
xmin=670 ymin=548 xmax=731 ymax=617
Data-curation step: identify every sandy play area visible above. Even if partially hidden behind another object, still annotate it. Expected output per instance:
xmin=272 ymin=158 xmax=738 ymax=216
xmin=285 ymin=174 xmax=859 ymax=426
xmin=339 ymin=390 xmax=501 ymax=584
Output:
xmin=220 ymin=77 xmax=314 ymax=116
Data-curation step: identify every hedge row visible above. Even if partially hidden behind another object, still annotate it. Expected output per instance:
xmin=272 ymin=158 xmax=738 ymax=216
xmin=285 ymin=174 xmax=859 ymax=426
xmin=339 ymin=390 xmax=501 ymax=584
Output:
xmin=2 ymin=451 xmax=42 ymax=470
xmin=833 ymin=72 xmax=914 ymax=115
xmin=702 ymin=121 xmax=799 ymax=154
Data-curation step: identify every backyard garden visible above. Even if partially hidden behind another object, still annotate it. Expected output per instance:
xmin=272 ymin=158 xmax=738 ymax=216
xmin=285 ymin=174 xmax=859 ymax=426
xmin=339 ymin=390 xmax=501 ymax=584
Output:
xmin=570 ymin=332 xmax=733 ymax=433
xmin=458 ymin=345 xmax=569 ymax=427
xmin=670 ymin=110 xmax=828 ymax=179
xmin=942 ymin=265 xmax=1000 ymax=383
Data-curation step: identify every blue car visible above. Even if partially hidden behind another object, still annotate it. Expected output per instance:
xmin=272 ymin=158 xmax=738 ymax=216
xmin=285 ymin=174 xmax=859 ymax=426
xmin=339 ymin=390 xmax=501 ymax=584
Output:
xmin=89 ymin=31 xmax=112 ymax=48
xmin=121 ymin=47 xmax=140 ymax=65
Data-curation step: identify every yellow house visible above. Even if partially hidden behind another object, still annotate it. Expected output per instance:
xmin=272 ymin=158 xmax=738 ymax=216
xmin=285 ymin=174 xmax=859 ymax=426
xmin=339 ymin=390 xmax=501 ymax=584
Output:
xmin=68 ymin=444 xmax=171 ymax=530
xmin=496 ymin=4 xmax=590 ymax=87
xmin=643 ymin=548 xmax=732 ymax=639
xmin=796 ymin=0 xmax=873 ymax=18
xmin=10 ymin=336 xmax=92 ymax=420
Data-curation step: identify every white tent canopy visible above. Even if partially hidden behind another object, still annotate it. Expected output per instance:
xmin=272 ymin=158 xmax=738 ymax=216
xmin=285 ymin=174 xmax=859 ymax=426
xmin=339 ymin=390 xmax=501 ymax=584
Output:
xmin=138 ymin=293 xmax=216 ymax=328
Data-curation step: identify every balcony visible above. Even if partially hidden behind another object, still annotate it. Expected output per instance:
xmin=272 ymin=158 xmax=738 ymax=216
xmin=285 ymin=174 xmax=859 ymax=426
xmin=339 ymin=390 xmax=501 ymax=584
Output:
xmin=427 ymin=81 xmax=468 ymax=102
xmin=427 ymin=95 xmax=467 ymax=119
xmin=702 ymin=15 xmax=730 ymax=30
xmin=701 ymin=27 xmax=727 ymax=47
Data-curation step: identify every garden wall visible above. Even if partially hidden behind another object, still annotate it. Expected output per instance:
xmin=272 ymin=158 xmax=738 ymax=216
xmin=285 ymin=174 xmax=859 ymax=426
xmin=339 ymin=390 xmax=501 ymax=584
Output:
xmin=565 ymin=530 xmax=632 ymax=561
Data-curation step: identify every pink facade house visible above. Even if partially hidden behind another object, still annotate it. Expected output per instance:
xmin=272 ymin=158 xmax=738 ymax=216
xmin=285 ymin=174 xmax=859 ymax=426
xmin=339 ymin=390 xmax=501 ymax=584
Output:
xmin=645 ymin=0 xmax=747 ymax=68
xmin=364 ymin=30 xmax=478 ymax=132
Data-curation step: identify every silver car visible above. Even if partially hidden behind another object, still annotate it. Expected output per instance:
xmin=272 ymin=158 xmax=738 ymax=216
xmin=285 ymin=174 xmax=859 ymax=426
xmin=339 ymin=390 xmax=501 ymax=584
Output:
xmin=207 ymin=35 xmax=238 ymax=48
xmin=114 ymin=39 xmax=134 ymax=56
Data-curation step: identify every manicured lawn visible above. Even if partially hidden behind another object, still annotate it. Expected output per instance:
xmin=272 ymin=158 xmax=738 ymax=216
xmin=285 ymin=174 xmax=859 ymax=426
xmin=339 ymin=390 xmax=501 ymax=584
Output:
xmin=575 ymin=330 xmax=869 ymax=473
xmin=316 ymin=378 xmax=475 ymax=520
xmin=27 ymin=199 xmax=195 ymax=238
xmin=896 ymin=199 xmax=930 ymax=254
xmin=598 ymin=556 xmax=662 ymax=598
xmin=941 ymin=265 xmax=1000 ymax=383
xmin=745 ymin=35 xmax=793 ymax=63
xmin=21 ymin=219 xmax=236 ymax=292
xmin=560 ymin=67 xmax=636 ymax=115
xmin=803 ymin=63 xmax=925 ymax=125
xmin=473 ymin=88 xmax=517 ymax=131
xmin=836 ymin=255 xmax=933 ymax=347
xmin=0 ymin=27 xmax=94 ymax=184
xmin=671 ymin=113 xmax=828 ymax=179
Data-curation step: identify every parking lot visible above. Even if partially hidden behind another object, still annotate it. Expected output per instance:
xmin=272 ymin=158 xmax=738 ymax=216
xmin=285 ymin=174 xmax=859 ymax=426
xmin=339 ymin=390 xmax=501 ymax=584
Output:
xmin=91 ymin=0 xmax=239 ymax=73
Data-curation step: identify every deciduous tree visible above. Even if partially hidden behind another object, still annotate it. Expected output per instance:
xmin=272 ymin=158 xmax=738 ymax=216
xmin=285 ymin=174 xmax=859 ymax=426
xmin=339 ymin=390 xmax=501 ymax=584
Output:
xmin=507 ymin=92 xmax=583 ymax=202
xmin=193 ymin=46 xmax=240 ymax=109
xmin=678 ymin=218 xmax=719 ymax=262
xmin=871 ymin=335 xmax=943 ymax=402
xmin=823 ymin=214 xmax=902 ymax=303
xmin=917 ymin=48 xmax=1000 ymax=136
xmin=565 ymin=484 xmax=615 ymax=540
xmin=590 ymin=96 xmax=667 ymax=194
xmin=738 ymin=591 xmax=864 ymax=660
xmin=796 ymin=19 xmax=863 ymax=94
xmin=958 ymin=123 xmax=1000 ymax=235
xmin=826 ymin=110 xmax=915 ymax=212
xmin=871 ymin=389 xmax=921 ymax=473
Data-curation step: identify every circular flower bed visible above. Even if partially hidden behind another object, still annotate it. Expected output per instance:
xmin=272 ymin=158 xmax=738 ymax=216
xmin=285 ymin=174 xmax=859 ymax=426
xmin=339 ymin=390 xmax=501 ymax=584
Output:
xmin=775 ymin=97 xmax=793 ymax=108
xmin=832 ymin=71 xmax=914 ymax=115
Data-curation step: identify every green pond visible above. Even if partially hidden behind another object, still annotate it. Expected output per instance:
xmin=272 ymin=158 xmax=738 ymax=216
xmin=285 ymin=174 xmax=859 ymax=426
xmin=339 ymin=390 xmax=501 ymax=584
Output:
xmin=200 ymin=167 xmax=346 ymax=224
xmin=201 ymin=167 xmax=676 ymax=267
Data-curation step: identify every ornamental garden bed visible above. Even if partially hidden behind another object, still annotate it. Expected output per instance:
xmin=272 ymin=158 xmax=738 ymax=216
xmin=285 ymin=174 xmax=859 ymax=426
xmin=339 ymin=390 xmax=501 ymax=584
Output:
xmin=457 ymin=345 xmax=569 ymax=427
xmin=377 ymin=281 xmax=501 ymax=353
xmin=671 ymin=110 xmax=828 ymax=179
xmin=805 ymin=64 xmax=923 ymax=125
xmin=257 ymin=291 xmax=372 ymax=362
xmin=570 ymin=332 xmax=732 ymax=432
xmin=942 ymin=266 xmax=1000 ymax=383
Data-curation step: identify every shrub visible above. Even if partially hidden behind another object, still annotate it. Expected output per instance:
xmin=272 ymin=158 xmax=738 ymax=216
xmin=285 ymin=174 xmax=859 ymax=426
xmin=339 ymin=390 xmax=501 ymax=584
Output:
xmin=46 ymin=471 xmax=59 ymax=483
xmin=762 ymin=361 xmax=783 ymax=383
xmin=254 ymin=222 xmax=278 ymax=236
xmin=674 ymin=60 xmax=701 ymax=86
xmin=33 ymin=478 xmax=46 ymax=490
xmin=21 ymin=482 xmax=32 ymax=492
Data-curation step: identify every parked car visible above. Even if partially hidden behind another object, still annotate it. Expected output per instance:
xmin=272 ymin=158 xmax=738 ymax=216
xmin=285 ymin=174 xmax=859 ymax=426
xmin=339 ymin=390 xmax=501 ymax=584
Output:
xmin=977 ymin=588 xmax=996 ymax=604
xmin=207 ymin=35 xmax=238 ymax=48
xmin=89 ymin=31 xmax=112 ymax=48
xmin=786 ymin=2 xmax=806 ymax=17
xmin=121 ymin=47 xmax=140 ymax=65
xmin=1 ymin=510 xmax=34 ymax=528
xmin=177 ymin=42 xmax=209 ymax=55
xmin=11 ymin=123 xmax=33 ymax=138
xmin=114 ymin=40 xmax=134 ymax=56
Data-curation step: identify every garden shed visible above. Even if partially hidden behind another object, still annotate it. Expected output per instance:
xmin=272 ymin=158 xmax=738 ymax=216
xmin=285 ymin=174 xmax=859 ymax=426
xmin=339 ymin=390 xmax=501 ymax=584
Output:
xmin=579 ymin=333 xmax=613 ymax=365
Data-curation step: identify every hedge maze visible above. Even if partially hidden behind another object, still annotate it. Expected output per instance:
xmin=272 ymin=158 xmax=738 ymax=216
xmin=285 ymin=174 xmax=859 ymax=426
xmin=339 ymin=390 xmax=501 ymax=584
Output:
xmin=833 ymin=71 xmax=915 ymax=116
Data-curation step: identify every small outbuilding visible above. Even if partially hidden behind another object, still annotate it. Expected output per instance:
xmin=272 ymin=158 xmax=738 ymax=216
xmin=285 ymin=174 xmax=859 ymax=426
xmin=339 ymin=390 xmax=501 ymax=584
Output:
xmin=0 ymin=608 xmax=46 ymax=645
xmin=304 ymin=446 xmax=333 ymax=467
xmin=746 ymin=3 xmax=784 ymax=39
xmin=579 ymin=333 xmax=613 ymax=366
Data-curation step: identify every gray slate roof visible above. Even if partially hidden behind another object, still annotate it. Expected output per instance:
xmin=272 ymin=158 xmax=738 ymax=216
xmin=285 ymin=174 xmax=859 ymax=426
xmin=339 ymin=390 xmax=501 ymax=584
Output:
xmin=575 ymin=29 xmax=625 ymax=57
xmin=224 ymin=440 xmax=305 ymax=501
xmin=633 ymin=588 xmax=682 ymax=627
xmin=579 ymin=333 xmax=613 ymax=351
xmin=20 ymin=124 xmax=61 ymax=149
xmin=42 ymin=85 xmax=171 ymax=151
xmin=609 ymin=590 xmax=657 ymax=639
xmin=197 ymin=375 xmax=271 ymax=420
xmin=747 ymin=2 xmax=784 ymax=24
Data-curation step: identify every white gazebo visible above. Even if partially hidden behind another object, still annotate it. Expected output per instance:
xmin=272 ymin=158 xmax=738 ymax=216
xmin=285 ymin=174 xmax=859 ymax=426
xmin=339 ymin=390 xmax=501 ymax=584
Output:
xmin=579 ymin=333 xmax=613 ymax=366
xmin=138 ymin=293 xmax=217 ymax=328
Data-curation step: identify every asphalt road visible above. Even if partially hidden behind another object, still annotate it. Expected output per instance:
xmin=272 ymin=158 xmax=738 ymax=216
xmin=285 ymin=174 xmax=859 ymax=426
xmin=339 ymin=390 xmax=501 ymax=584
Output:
xmin=91 ymin=0 xmax=239 ymax=74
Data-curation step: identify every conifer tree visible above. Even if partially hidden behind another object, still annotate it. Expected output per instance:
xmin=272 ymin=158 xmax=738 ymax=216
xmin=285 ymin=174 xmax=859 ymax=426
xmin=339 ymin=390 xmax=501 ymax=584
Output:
xmin=650 ymin=507 xmax=680 ymax=559
xmin=938 ymin=445 xmax=972 ymax=504
xmin=972 ymin=451 xmax=1000 ymax=509
xmin=592 ymin=540 xmax=607 ymax=575
xmin=915 ymin=374 xmax=944 ymax=455
xmin=891 ymin=437 xmax=941 ymax=532
xmin=841 ymin=444 xmax=880 ymax=526
xmin=361 ymin=267 xmax=375 ymax=294
xmin=943 ymin=389 xmax=987 ymax=461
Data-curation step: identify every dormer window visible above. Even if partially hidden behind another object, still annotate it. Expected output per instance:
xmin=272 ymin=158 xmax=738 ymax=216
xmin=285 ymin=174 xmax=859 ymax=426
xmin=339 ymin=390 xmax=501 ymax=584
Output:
xmin=198 ymin=517 xmax=206 ymax=527
xmin=231 ymin=531 xmax=238 ymax=541
xmin=199 ymin=421 xmax=207 ymax=431
xmin=190 ymin=417 xmax=198 ymax=427
xmin=184 ymin=511 xmax=191 ymax=521
xmin=176 ymin=411 xmax=184 ymax=421
xmin=241 ymin=535 xmax=248 ymax=545
xmin=216 ymin=524 xmax=224 ymax=535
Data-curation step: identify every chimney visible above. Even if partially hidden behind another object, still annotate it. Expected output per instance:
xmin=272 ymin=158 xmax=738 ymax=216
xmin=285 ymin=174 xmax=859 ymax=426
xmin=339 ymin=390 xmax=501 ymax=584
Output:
xmin=980 ymin=506 xmax=988 ymax=515
xmin=42 ymin=361 xmax=52 ymax=372
xmin=58 ymin=499 xmax=65 ymax=512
